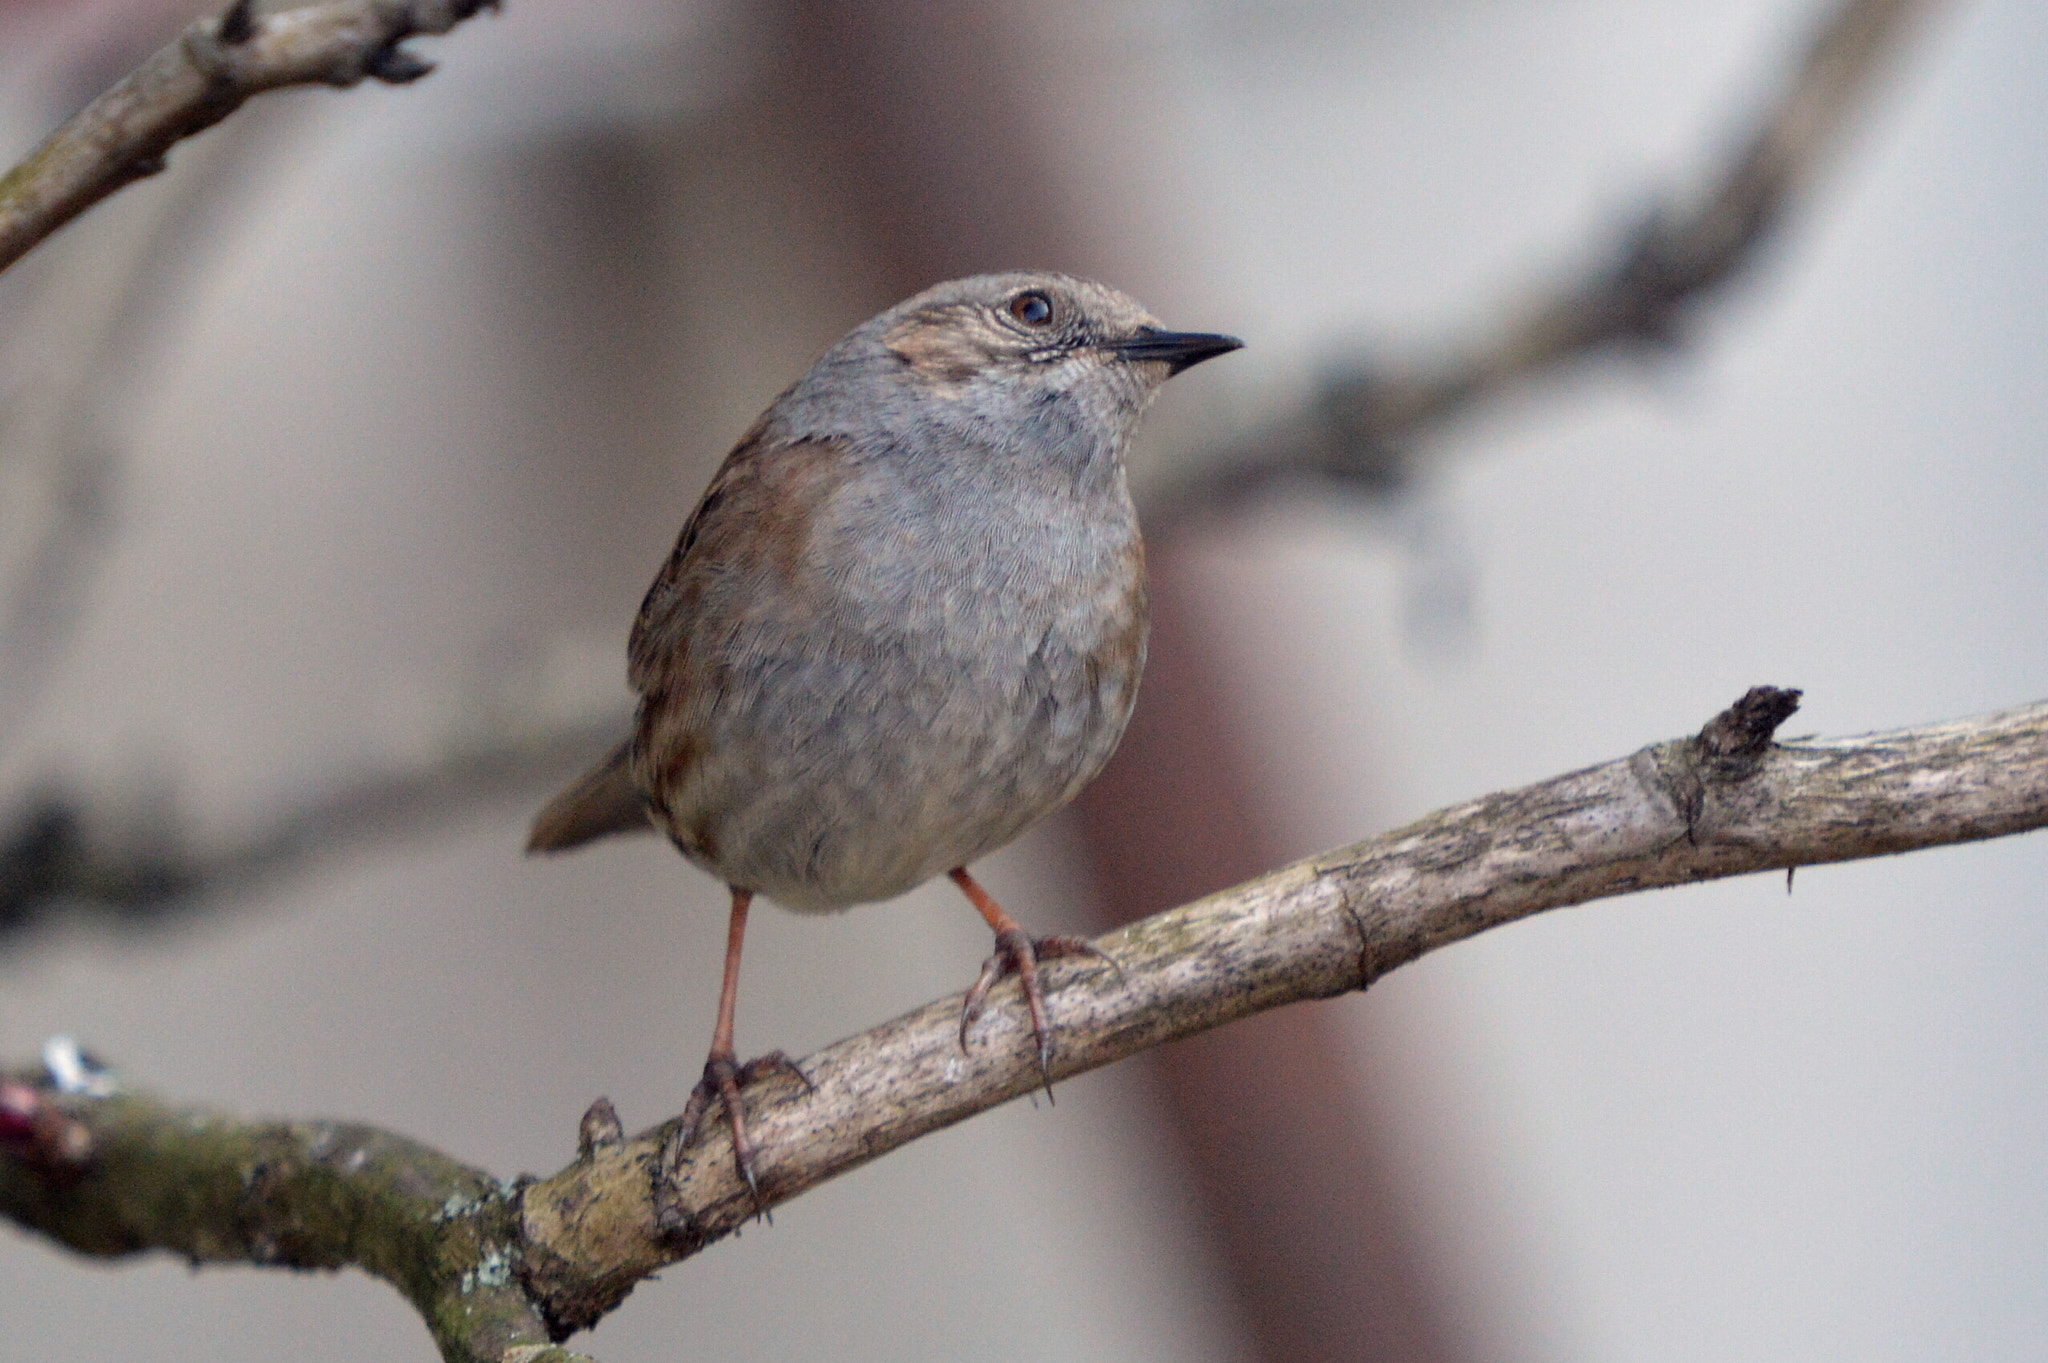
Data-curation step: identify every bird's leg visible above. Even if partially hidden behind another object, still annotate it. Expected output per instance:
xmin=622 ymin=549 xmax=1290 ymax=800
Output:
xmin=676 ymin=887 xmax=811 ymax=1212
xmin=951 ymin=866 xmax=1123 ymax=1092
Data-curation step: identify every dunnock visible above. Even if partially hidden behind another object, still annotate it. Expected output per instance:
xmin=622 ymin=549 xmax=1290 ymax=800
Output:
xmin=529 ymin=272 xmax=1240 ymax=1198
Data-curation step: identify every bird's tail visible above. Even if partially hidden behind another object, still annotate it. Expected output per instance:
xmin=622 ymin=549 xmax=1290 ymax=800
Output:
xmin=527 ymin=740 xmax=655 ymax=852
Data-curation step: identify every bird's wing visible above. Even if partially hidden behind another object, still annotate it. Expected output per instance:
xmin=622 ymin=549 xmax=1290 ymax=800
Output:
xmin=627 ymin=418 xmax=851 ymax=696
xmin=530 ymin=416 xmax=843 ymax=857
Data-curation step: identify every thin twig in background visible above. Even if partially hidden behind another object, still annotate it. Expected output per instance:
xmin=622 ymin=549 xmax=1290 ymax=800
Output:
xmin=1150 ymin=0 xmax=1943 ymax=511
xmin=0 ymin=705 xmax=631 ymax=939
xmin=4 ymin=690 xmax=2044 ymax=1361
xmin=0 ymin=107 xmax=295 ymax=746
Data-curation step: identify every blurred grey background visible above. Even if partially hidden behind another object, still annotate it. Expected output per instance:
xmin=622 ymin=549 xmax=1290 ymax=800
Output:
xmin=0 ymin=0 xmax=2043 ymax=1360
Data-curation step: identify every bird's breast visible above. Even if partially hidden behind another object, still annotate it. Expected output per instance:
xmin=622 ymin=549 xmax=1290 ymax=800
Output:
xmin=639 ymin=458 xmax=1147 ymax=912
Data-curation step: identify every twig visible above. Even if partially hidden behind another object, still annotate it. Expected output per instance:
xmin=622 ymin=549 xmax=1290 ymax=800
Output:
xmin=1160 ymin=0 xmax=1943 ymax=508
xmin=0 ymin=106 xmax=291 ymax=744
xmin=0 ymin=0 xmax=500 ymax=276
xmin=0 ymin=706 xmax=631 ymax=939
xmin=6 ymin=690 xmax=2044 ymax=1355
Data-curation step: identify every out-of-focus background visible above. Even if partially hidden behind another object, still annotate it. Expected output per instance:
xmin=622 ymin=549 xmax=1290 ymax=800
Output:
xmin=0 ymin=1 xmax=2043 ymax=1360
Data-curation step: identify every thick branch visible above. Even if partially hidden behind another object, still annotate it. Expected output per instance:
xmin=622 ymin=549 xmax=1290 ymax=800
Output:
xmin=518 ymin=689 xmax=2048 ymax=1328
xmin=0 ymin=0 xmax=498 ymax=276
xmin=0 ymin=1074 xmax=588 ymax=1362
xmin=8 ymin=691 xmax=2043 ymax=1355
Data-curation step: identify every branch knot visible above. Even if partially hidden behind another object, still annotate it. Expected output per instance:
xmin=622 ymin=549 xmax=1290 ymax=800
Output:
xmin=1695 ymin=686 xmax=1804 ymax=774
xmin=1666 ymin=685 xmax=1804 ymax=842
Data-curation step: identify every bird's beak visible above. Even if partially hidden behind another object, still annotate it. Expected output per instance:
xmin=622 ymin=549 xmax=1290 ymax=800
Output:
xmin=1112 ymin=327 xmax=1245 ymax=376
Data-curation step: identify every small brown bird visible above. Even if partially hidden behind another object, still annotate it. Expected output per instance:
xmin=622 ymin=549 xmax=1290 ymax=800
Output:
xmin=529 ymin=272 xmax=1240 ymax=1198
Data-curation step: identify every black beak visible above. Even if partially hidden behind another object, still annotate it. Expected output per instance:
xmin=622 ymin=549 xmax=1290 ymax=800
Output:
xmin=1113 ymin=327 xmax=1245 ymax=376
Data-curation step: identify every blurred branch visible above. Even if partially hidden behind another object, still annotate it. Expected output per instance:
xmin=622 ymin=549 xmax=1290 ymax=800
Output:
xmin=0 ymin=107 xmax=290 ymax=745
xmin=7 ymin=689 xmax=2046 ymax=1354
xmin=1165 ymin=0 xmax=1944 ymax=508
xmin=0 ymin=0 xmax=498 ymax=276
xmin=0 ymin=705 xmax=630 ymax=940
xmin=0 ymin=0 xmax=493 ymax=735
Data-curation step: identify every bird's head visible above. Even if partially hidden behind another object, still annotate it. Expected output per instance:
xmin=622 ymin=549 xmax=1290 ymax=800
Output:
xmin=803 ymin=272 xmax=1241 ymax=468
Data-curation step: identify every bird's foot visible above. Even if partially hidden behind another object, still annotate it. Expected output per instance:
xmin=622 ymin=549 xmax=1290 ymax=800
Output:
xmin=674 ymin=1048 xmax=813 ymax=1213
xmin=959 ymin=928 xmax=1124 ymax=1093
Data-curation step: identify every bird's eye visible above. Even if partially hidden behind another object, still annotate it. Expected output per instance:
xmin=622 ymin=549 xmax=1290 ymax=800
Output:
xmin=1007 ymin=290 xmax=1055 ymax=328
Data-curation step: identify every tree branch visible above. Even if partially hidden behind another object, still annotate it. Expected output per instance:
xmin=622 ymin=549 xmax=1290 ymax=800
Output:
xmin=0 ymin=1059 xmax=589 ymax=1363
xmin=1157 ymin=0 xmax=1944 ymax=508
xmin=6 ymin=689 xmax=2044 ymax=1356
xmin=0 ymin=0 xmax=499 ymax=276
xmin=0 ymin=704 xmax=629 ymax=940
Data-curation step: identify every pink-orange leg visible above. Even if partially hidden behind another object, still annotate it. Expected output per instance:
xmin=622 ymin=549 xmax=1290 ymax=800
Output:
xmin=951 ymin=867 xmax=1122 ymax=1093
xmin=678 ymin=887 xmax=810 ymax=1211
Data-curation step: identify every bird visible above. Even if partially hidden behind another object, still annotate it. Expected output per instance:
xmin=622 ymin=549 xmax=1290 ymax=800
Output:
xmin=528 ymin=271 xmax=1241 ymax=1201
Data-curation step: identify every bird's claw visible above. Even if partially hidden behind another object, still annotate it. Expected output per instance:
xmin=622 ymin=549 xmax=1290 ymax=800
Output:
xmin=958 ymin=929 xmax=1122 ymax=1097
xmin=675 ymin=1048 xmax=811 ymax=1215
